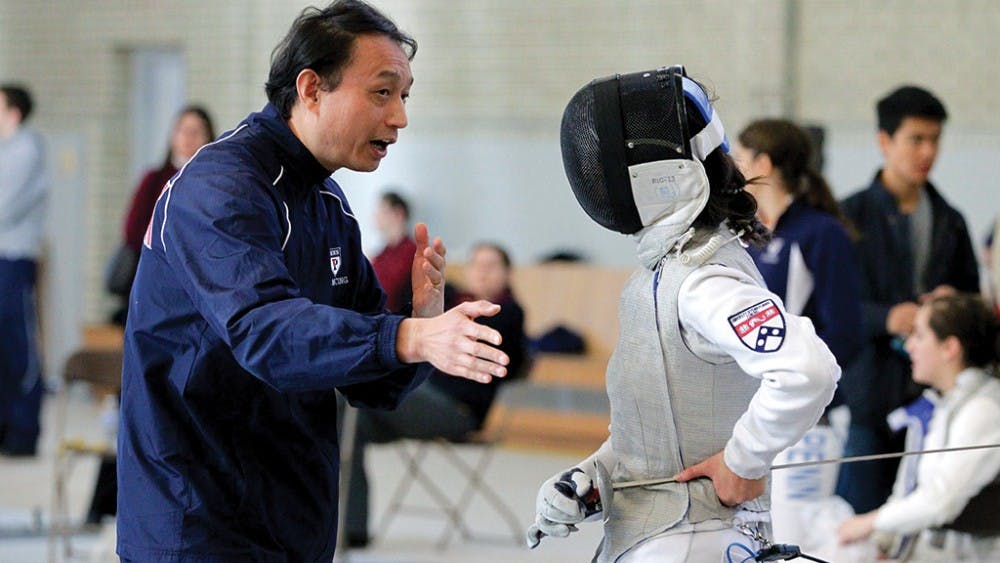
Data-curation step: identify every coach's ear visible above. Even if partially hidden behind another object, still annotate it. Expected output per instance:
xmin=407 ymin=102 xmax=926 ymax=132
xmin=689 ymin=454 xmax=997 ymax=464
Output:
xmin=295 ymin=69 xmax=323 ymax=112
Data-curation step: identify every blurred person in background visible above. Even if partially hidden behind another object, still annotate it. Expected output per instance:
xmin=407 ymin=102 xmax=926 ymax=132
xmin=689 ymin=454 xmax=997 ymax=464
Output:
xmin=106 ymin=105 xmax=215 ymax=325
xmin=370 ymin=190 xmax=415 ymax=312
xmin=838 ymin=293 xmax=999 ymax=561
xmin=344 ymin=241 xmax=527 ymax=548
xmin=838 ymin=85 xmax=980 ymax=514
xmin=735 ymin=119 xmax=862 ymax=374
xmin=734 ymin=118 xmax=863 ymax=551
xmin=0 ymin=83 xmax=50 ymax=457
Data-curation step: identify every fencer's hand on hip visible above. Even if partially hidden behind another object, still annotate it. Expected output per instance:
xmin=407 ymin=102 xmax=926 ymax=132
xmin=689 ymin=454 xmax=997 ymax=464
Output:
xmin=395 ymin=301 xmax=508 ymax=383
xmin=673 ymin=451 xmax=765 ymax=507
xmin=410 ymin=223 xmax=447 ymax=318
xmin=527 ymin=467 xmax=601 ymax=548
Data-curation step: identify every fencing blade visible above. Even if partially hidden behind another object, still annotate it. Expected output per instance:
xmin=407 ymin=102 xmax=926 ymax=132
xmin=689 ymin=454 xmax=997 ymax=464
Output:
xmin=611 ymin=442 xmax=1000 ymax=491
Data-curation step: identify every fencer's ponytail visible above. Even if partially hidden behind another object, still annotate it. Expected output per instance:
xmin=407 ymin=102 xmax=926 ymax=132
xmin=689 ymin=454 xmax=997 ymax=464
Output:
xmin=693 ymin=149 xmax=770 ymax=247
xmin=926 ymin=293 xmax=1000 ymax=372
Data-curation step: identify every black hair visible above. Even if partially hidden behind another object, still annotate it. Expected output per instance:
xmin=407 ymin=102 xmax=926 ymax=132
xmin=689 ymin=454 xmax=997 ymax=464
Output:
xmin=926 ymin=293 xmax=1000 ymax=371
xmin=265 ymin=0 xmax=417 ymax=119
xmin=738 ymin=118 xmax=855 ymax=237
xmin=877 ymin=85 xmax=948 ymax=136
xmin=380 ymin=190 xmax=410 ymax=220
xmin=0 ymin=84 xmax=33 ymax=123
xmin=161 ymin=105 xmax=216 ymax=169
xmin=692 ymin=149 xmax=770 ymax=247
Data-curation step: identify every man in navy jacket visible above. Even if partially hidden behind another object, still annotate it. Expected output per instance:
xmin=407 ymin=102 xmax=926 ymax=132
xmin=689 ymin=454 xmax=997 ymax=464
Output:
xmin=117 ymin=2 xmax=510 ymax=561
xmin=837 ymin=86 xmax=979 ymax=515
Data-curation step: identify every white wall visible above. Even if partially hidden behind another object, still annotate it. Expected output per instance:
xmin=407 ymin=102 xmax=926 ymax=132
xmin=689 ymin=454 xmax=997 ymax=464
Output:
xmin=2 ymin=0 xmax=999 ymax=341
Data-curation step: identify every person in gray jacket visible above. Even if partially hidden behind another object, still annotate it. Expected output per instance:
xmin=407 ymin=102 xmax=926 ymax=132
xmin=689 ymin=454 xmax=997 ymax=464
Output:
xmin=0 ymin=83 xmax=49 ymax=456
xmin=527 ymin=67 xmax=840 ymax=562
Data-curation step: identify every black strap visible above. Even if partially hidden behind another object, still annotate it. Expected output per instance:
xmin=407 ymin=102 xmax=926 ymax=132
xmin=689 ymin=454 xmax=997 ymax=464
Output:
xmin=592 ymin=77 xmax=641 ymax=234
xmin=942 ymin=473 xmax=1000 ymax=536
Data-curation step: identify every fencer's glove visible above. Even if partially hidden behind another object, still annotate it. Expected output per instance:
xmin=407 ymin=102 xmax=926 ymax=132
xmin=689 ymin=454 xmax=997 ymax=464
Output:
xmin=526 ymin=467 xmax=601 ymax=549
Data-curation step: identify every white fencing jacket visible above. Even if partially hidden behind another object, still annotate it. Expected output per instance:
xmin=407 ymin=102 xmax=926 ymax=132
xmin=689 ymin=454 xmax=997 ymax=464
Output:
xmin=593 ymin=225 xmax=840 ymax=562
xmin=876 ymin=369 xmax=1000 ymax=534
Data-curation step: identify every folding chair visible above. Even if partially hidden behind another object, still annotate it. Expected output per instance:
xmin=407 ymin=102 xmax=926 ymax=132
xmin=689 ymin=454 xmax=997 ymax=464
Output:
xmin=375 ymin=381 xmax=527 ymax=549
xmin=47 ymin=347 xmax=123 ymax=562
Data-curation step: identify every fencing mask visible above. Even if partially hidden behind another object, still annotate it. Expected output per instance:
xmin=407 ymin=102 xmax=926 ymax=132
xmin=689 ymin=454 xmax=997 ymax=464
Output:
xmin=560 ymin=65 xmax=728 ymax=235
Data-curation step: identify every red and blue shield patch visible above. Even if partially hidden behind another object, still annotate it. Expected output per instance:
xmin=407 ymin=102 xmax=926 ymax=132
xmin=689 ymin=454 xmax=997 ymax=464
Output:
xmin=330 ymin=247 xmax=342 ymax=276
xmin=728 ymin=299 xmax=785 ymax=352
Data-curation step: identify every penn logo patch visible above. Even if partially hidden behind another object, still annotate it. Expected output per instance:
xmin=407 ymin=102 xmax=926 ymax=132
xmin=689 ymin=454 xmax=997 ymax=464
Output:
xmin=330 ymin=247 xmax=350 ymax=287
xmin=330 ymin=247 xmax=342 ymax=276
xmin=728 ymin=299 xmax=785 ymax=352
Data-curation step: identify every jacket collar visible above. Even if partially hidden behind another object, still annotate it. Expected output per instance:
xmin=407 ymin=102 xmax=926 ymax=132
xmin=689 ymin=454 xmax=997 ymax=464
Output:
xmin=923 ymin=367 xmax=992 ymax=407
xmin=868 ymin=169 xmax=944 ymax=213
xmin=254 ymin=103 xmax=332 ymax=189
xmin=773 ymin=197 xmax=806 ymax=230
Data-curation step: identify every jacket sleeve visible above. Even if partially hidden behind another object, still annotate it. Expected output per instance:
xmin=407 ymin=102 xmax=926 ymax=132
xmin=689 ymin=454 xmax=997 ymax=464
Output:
xmin=0 ymin=132 xmax=47 ymax=226
xmin=841 ymin=192 xmax=895 ymax=341
xmin=805 ymin=222 xmax=863 ymax=366
xmin=337 ymin=234 xmax=432 ymax=408
xmin=679 ymin=265 xmax=840 ymax=479
xmin=945 ymin=212 xmax=980 ymax=294
xmin=158 ymin=165 xmax=424 ymax=395
xmin=874 ymin=396 xmax=1000 ymax=534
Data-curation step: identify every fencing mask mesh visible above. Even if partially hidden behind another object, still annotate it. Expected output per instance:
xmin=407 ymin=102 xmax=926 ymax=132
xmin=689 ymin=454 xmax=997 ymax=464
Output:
xmin=560 ymin=65 xmax=727 ymax=235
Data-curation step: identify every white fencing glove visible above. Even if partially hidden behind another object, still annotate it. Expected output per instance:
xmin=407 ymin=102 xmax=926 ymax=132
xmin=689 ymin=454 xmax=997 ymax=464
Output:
xmin=526 ymin=467 xmax=601 ymax=549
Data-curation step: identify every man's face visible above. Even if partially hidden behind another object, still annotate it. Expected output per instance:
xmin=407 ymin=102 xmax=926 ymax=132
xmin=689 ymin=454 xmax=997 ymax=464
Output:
xmin=310 ymin=34 xmax=412 ymax=172
xmin=878 ymin=116 xmax=943 ymax=188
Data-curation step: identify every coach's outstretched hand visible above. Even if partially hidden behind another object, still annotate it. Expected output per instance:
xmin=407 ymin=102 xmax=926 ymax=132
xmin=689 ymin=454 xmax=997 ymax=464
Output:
xmin=396 ymin=300 xmax=509 ymax=384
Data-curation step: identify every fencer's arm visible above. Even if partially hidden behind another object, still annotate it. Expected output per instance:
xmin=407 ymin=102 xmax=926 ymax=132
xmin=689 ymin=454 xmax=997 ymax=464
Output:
xmin=872 ymin=395 xmax=1000 ymax=534
xmin=678 ymin=264 xmax=840 ymax=479
xmin=396 ymin=301 xmax=509 ymax=384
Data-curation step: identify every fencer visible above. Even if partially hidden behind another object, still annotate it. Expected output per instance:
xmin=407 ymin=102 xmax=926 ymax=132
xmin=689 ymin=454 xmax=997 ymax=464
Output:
xmin=526 ymin=66 xmax=841 ymax=562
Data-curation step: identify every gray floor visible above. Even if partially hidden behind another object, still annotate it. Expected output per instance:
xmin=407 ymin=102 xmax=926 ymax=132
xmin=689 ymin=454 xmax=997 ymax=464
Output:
xmin=0 ymin=384 xmax=604 ymax=562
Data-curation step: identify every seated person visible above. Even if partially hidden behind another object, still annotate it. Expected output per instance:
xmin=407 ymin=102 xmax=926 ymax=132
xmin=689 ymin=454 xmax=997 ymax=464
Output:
xmin=837 ymin=293 xmax=1000 ymax=561
xmin=343 ymin=241 xmax=527 ymax=547
xmin=371 ymin=190 xmax=416 ymax=312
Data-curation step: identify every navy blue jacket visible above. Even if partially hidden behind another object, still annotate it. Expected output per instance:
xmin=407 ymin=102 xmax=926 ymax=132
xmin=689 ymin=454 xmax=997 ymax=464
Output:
xmin=840 ymin=174 xmax=979 ymax=426
xmin=748 ymin=199 xmax=862 ymax=370
xmin=117 ymin=104 xmax=431 ymax=562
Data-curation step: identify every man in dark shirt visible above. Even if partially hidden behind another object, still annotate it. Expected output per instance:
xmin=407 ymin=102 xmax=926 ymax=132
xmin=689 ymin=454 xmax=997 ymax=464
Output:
xmin=838 ymin=85 xmax=979 ymax=514
xmin=116 ymin=2 xmax=511 ymax=560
